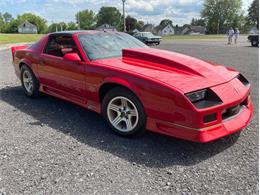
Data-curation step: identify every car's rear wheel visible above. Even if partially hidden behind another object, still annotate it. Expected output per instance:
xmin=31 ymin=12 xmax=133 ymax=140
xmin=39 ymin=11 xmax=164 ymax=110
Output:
xmin=102 ymin=87 xmax=146 ymax=137
xmin=21 ymin=65 xmax=40 ymax=98
xmin=251 ymin=40 xmax=258 ymax=47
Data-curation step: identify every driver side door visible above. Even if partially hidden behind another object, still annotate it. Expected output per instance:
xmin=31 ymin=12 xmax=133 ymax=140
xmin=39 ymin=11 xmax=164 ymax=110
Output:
xmin=38 ymin=35 xmax=87 ymax=104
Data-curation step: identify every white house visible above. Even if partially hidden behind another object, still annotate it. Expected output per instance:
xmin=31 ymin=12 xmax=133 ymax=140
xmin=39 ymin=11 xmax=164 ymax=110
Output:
xmin=18 ymin=21 xmax=37 ymax=34
xmin=155 ymin=24 xmax=175 ymax=36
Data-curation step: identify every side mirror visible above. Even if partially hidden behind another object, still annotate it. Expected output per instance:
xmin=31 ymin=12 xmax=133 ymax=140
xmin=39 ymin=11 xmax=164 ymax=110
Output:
xmin=63 ymin=53 xmax=81 ymax=62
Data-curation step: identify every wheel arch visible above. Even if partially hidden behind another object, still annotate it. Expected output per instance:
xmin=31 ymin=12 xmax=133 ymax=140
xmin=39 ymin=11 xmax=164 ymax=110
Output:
xmin=98 ymin=78 xmax=140 ymax=103
xmin=19 ymin=59 xmax=32 ymax=70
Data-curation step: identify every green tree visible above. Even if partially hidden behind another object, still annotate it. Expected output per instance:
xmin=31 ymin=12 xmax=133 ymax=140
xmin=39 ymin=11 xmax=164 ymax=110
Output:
xmin=0 ymin=13 xmax=5 ymax=32
xmin=47 ymin=23 xmax=58 ymax=32
xmin=47 ymin=22 xmax=69 ymax=33
xmin=247 ymin=0 xmax=259 ymax=28
xmin=17 ymin=13 xmax=47 ymax=33
xmin=67 ymin=22 xmax=78 ymax=30
xmin=201 ymin=0 xmax=243 ymax=34
xmin=3 ymin=19 xmax=20 ymax=33
xmin=96 ymin=7 xmax=122 ymax=29
xmin=138 ymin=20 xmax=144 ymax=28
xmin=125 ymin=15 xmax=138 ymax=32
xmin=159 ymin=19 xmax=173 ymax=27
xmin=76 ymin=9 xmax=96 ymax=30
xmin=191 ymin=18 xmax=205 ymax=26
xmin=3 ymin=12 xmax=13 ymax=24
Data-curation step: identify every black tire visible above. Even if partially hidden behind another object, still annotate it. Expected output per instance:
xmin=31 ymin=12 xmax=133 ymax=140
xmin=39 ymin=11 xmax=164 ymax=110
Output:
xmin=251 ymin=40 xmax=258 ymax=47
xmin=102 ymin=87 xmax=146 ymax=137
xmin=222 ymin=130 xmax=241 ymax=143
xmin=20 ymin=65 xmax=40 ymax=98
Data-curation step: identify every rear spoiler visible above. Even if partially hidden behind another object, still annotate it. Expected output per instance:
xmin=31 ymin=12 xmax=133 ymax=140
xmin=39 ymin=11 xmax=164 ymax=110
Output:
xmin=11 ymin=45 xmax=29 ymax=60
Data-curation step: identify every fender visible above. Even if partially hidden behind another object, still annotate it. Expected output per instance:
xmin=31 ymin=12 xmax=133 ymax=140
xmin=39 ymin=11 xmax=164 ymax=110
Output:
xmin=19 ymin=58 xmax=40 ymax=78
xmin=101 ymin=77 xmax=140 ymax=97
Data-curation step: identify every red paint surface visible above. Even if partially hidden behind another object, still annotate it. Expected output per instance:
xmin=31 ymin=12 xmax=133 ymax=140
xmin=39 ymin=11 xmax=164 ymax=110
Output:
xmin=11 ymin=31 xmax=253 ymax=142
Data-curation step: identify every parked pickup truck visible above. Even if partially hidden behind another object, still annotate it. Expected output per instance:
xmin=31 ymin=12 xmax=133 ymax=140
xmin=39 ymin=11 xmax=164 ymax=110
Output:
xmin=133 ymin=32 xmax=161 ymax=45
xmin=248 ymin=34 xmax=259 ymax=47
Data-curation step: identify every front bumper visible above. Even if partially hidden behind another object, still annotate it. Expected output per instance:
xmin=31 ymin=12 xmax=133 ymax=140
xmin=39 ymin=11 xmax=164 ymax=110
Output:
xmin=146 ymin=98 xmax=253 ymax=142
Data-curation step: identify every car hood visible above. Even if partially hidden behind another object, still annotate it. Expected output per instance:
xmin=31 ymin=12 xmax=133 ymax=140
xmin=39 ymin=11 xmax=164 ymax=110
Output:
xmin=151 ymin=36 xmax=161 ymax=39
xmin=92 ymin=48 xmax=238 ymax=93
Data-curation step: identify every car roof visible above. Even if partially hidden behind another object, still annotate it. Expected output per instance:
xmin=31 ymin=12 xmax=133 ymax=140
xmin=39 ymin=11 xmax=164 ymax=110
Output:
xmin=49 ymin=30 xmax=120 ymax=36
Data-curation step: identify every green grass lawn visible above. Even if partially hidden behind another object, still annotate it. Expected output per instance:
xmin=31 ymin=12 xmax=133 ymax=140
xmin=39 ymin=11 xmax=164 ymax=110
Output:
xmin=162 ymin=34 xmax=227 ymax=40
xmin=162 ymin=34 xmax=249 ymax=40
xmin=0 ymin=33 xmax=44 ymax=44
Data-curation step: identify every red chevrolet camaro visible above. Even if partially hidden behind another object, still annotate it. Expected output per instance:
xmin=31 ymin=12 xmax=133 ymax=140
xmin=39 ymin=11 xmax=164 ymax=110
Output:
xmin=11 ymin=31 xmax=253 ymax=142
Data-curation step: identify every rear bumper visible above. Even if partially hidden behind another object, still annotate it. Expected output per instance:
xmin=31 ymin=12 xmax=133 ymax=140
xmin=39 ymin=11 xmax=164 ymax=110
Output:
xmin=146 ymin=100 xmax=253 ymax=143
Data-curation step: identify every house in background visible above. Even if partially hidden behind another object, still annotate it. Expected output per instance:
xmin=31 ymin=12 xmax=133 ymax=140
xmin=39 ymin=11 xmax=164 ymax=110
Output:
xmin=18 ymin=21 xmax=37 ymax=34
xmin=132 ymin=28 xmax=139 ymax=33
xmin=154 ymin=24 xmax=175 ymax=36
xmin=141 ymin=24 xmax=154 ymax=33
xmin=182 ymin=25 xmax=206 ymax=35
xmin=173 ymin=25 xmax=185 ymax=35
xmin=138 ymin=23 xmax=206 ymax=36
xmin=96 ymin=24 xmax=117 ymax=31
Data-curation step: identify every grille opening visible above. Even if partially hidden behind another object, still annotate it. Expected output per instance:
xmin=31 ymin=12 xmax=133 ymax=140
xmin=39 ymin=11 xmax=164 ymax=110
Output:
xmin=222 ymin=98 xmax=247 ymax=120
xmin=237 ymin=74 xmax=250 ymax=87
xmin=203 ymin=113 xmax=217 ymax=123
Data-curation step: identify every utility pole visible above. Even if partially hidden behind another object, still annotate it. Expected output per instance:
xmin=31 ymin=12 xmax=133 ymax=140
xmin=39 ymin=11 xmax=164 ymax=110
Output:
xmin=122 ymin=0 xmax=126 ymax=32
xmin=77 ymin=11 xmax=80 ymax=30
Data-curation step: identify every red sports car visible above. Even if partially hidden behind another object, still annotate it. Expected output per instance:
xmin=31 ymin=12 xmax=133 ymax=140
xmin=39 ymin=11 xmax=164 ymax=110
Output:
xmin=11 ymin=31 xmax=253 ymax=142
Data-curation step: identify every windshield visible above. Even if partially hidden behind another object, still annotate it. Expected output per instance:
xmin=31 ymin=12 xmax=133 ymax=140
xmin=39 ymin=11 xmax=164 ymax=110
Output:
xmin=78 ymin=32 xmax=147 ymax=60
xmin=144 ymin=32 xmax=154 ymax=38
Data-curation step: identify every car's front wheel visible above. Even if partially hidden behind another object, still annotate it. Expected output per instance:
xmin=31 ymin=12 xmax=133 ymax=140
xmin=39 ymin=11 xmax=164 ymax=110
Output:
xmin=102 ymin=87 xmax=146 ymax=137
xmin=21 ymin=65 xmax=40 ymax=98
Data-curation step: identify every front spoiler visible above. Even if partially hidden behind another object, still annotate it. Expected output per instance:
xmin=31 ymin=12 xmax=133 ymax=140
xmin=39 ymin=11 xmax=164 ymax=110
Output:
xmin=146 ymin=101 xmax=253 ymax=143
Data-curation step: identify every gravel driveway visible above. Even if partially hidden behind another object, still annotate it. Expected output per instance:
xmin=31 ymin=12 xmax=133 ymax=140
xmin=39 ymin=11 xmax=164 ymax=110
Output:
xmin=0 ymin=39 xmax=258 ymax=194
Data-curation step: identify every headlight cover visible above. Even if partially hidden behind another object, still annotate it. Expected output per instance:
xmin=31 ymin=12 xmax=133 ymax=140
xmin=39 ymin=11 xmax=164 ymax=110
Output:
xmin=186 ymin=89 xmax=207 ymax=103
xmin=185 ymin=88 xmax=222 ymax=109
xmin=237 ymin=74 xmax=250 ymax=87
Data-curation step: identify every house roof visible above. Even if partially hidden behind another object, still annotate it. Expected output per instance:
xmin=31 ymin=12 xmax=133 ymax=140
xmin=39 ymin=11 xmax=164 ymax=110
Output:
xmin=190 ymin=26 xmax=206 ymax=33
xmin=155 ymin=23 xmax=174 ymax=31
xmin=18 ymin=21 xmax=37 ymax=28
xmin=141 ymin=24 xmax=153 ymax=32
xmin=96 ymin=23 xmax=116 ymax=30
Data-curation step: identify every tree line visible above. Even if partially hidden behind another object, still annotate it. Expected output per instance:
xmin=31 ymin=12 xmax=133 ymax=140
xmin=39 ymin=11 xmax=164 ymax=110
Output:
xmin=0 ymin=0 xmax=258 ymax=34
xmin=0 ymin=6 xmax=145 ymax=34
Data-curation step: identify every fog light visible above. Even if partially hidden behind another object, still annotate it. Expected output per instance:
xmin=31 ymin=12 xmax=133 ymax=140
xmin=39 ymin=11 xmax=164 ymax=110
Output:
xmin=204 ymin=113 xmax=217 ymax=123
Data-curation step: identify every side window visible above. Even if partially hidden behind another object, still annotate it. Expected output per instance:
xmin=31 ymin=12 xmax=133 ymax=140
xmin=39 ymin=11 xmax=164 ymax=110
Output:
xmin=44 ymin=35 xmax=79 ymax=58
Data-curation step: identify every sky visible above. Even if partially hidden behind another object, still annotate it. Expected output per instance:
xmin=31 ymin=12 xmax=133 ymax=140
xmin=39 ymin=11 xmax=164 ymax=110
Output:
xmin=0 ymin=0 xmax=254 ymax=25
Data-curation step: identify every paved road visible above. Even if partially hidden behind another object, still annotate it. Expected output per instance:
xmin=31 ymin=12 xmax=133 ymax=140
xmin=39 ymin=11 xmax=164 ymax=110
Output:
xmin=0 ymin=40 xmax=258 ymax=194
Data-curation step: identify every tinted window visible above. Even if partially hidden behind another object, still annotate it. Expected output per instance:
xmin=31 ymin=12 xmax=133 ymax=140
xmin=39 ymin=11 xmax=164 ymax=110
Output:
xmin=78 ymin=32 xmax=146 ymax=60
xmin=44 ymin=35 xmax=79 ymax=57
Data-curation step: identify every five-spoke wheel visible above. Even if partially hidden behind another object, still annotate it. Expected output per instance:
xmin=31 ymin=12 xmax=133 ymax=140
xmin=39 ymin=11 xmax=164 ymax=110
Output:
xmin=22 ymin=70 xmax=34 ymax=94
xmin=107 ymin=96 xmax=139 ymax=132
xmin=102 ymin=87 xmax=146 ymax=137
xmin=21 ymin=65 xmax=40 ymax=97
